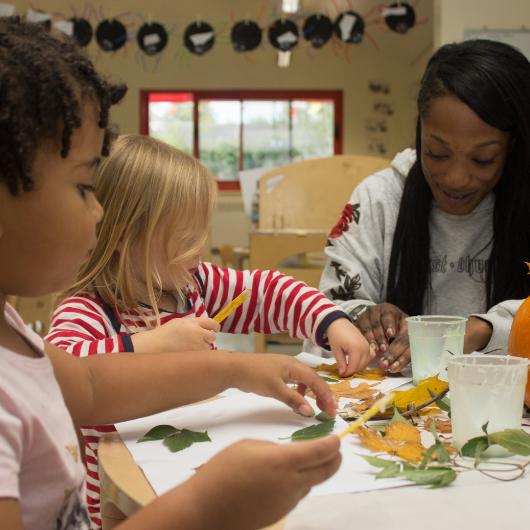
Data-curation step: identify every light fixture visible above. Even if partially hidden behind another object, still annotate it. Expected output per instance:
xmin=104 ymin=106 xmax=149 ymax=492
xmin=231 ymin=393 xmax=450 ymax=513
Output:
xmin=282 ymin=0 xmax=300 ymax=14
xmin=277 ymin=50 xmax=291 ymax=67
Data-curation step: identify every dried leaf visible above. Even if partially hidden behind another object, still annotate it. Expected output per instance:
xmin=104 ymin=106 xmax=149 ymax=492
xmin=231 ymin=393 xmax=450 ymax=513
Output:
xmin=290 ymin=419 xmax=335 ymax=441
xmin=163 ymin=429 xmax=211 ymax=453
xmin=138 ymin=424 xmax=178 ymax=442
xmin=423 ymin=417 xmax=452 ymax=434
xmin=313 ymin=363 xmax=385 ymax=381
xmin=386 ymin=421 xmax=422 ymax=444
xmin=393 ymin=375 xmax=448 ymax=410
xmin=357 ymin=426 xmax=393 ymax=452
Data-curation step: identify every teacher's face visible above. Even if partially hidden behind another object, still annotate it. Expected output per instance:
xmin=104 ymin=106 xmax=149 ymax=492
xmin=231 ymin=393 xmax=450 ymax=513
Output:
xmin=420 ymin=95 xmax=510 ymax=215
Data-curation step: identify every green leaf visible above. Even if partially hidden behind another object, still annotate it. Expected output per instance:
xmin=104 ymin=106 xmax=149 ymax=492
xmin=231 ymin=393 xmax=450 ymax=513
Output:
xmin=362 ymin=455 xmax=396 ymax=469
xmin=138 ymin=424 xmax=179 ymax=443
xmin=376 ymin=462 xmax=402 ymax=478
xmin=460 ymin=435 xmax=490 ymax=458
xmin=402 ymin=467 xmax=457 ymax=488
xmin=163 ymin=429 xmax=211 ymax=453
xmin=390 ymin=408 xmax=409 ymax=424
xmin=321 ymin=376 xmax=340 ymax=383
xmin=291 ymin=419 xmax=335 ymax=441
xmin=488 ymin=429 xmax=530 ymax=456
xmin=428 ymin=389 xmax=452 ymax=415
xmin=316 ymin=411 xmax=334 ymax=422
xmin=482 ymin=422 xmax=490 ymax=435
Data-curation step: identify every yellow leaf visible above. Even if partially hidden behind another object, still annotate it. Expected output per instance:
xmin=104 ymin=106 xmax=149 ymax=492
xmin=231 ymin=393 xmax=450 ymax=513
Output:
xmin=313 ymin=364 xmax=385 ymax=381
xmin=393 ymin=375 xmax=448 ymax=410
xmin=386 ymin=421 xmax=421 ymax=443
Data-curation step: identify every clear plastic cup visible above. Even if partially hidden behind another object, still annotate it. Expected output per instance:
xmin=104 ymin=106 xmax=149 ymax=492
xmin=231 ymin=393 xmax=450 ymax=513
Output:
xmin=406 ymin=315 xmax=467 ymax=385
xmin=447 ymin=355 xmax=529 ymax=449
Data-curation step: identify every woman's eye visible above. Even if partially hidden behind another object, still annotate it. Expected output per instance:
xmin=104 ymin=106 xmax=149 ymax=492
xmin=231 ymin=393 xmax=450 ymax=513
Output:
xmin=473 ymin=158 xmax=495 ymax=166
xmin=425 ymin=149 xmax=448 ymax=160
xmin=78 ymin=184 xmax=96 ymax=198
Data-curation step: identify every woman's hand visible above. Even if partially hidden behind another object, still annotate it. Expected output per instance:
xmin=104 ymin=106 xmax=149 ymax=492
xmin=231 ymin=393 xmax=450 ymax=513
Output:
xmin=229 ymin=352 xmax=337 ymax=418
xmin=325 ymin=318 xmax=374 ymax=376
xmin=131 ymin=316 xmax=221 ymax=353
xmin=354 ymin=303 xmax=411 ymax=372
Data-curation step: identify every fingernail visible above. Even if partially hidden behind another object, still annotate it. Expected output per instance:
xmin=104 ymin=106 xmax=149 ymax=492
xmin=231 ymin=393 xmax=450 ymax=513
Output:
xmin=379 ymin=359 xmax=389 ymax=370
xmin=390 ymin=361 xmax=400 ymax=372
xmin=386 ymin=327 xmax=394 ymax=338
xmin=370 ymin=342 xmax=378 ymax=351
xmin=379 ymin=343 xmax=387 ymax=353
xmin=298 ymin=403 xmax=314 ymax=416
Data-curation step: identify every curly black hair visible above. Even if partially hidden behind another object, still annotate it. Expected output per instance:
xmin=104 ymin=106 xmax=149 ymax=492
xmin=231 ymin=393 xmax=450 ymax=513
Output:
xmin=0 ymin=16 xmax=127 ymax=194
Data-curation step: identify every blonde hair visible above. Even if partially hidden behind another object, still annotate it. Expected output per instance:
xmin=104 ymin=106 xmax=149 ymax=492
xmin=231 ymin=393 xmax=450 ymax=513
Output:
xmin=66 ymin=134 xmax=217 ymax=326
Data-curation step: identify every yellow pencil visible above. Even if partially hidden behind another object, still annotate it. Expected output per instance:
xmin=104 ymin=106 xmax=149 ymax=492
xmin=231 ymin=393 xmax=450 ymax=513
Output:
xmin=338 ymin=392 xmax=395 ymax=439
xmin=213 ymin=289 xmax=251 ymax=324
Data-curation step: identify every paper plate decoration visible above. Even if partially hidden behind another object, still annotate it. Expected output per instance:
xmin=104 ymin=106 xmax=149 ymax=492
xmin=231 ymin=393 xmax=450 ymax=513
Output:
xmin=334 ymin=11 xmax=365 ymax=44
xmin=303 ymin=14 xmax=332 ymax=49
xmin=26 ymin=8 xmax=52 ymax=32
xmin=383 ymin=2 xmax=416 ymax=34
xmin=268 ymin=19 xmax=299 ymax=51
xmin=96 ymin=19 xmax=127 ymax=52
xmin=231 ymin=20 xmax=262 ymax=52
xmin=69 ymin=17 xmax=93 ymax=47
xmin=184 ymin=21 xmax=215 ymax=55
xmin=137 ymin=22 xmax=168 ymax=55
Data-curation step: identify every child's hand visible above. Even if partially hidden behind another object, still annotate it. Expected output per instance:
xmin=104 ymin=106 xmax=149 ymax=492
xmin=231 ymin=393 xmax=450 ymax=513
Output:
xmin=229 ymin=353 xmax=337 ymax=417
xmin=131 ymin=317 xmax=221 ymax=353
xmin=325 ymin=318 xmax=374 ymax=377
xmin=184 ymin=436 xmax=341 ymax=530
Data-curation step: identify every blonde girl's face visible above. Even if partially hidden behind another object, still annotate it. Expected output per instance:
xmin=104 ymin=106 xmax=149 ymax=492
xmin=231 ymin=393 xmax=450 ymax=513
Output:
xmin=0 ymin=101 xmax=104 ymax=297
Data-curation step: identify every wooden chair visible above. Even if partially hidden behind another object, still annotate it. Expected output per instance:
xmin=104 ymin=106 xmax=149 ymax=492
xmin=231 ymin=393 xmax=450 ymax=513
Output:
xmin=250 ymin=154 xmax=389 ymax=352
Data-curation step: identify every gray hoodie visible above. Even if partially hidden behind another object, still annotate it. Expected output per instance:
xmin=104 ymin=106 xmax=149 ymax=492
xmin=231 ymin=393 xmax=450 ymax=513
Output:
xmin=307 ymin=148 xmax=521 ymax=355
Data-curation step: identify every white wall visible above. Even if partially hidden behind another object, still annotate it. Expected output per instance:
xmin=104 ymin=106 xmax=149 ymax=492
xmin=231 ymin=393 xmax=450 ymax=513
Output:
xmin=434 ymin=0 xmax=530 ymax=47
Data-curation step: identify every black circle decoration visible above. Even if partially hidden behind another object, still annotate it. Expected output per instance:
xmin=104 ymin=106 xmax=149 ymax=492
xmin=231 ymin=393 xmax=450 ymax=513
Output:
xmin=231 ymin=20 xmax=262 ymax=52
xmin=96 ymin=19 xmax=127 ymax=52
xmin=137 ymin=22 xmax=168 ymax=55
xmin=268 ymin=19 xmax=299 ymax=52
xmin=383 ymin=2 xmax=416 ymax=34
xmin=69 ymin=17 xmax=93 ymax=47
xmin=303 ymin=14 xmax=333 ymax=49
xmin=334 ymin=11 xmax=365 ymax=44
xmin=184 ymin=21 xmax=215 ymax=55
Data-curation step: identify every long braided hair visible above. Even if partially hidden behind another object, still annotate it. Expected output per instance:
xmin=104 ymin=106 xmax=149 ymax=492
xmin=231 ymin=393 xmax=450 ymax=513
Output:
xmin=387 ymin=40 xmax=530 ymax=314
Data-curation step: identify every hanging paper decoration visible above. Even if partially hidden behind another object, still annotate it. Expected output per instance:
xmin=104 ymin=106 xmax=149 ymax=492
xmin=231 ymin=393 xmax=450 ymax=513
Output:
xmin=268 ymin=19 xmax=299 ymax=51
xmin=137 ymin=22 xmax=168 ymax=56
xmin=303 ymin=14 xmax=332 ymax=49
xmin=54 ymin=20 xmax=74 ymax=37
xmin=334 ymin=11 xmax=365 ymax=44
xmin=26 ymin=8 xmax=52 ymax=32
xmin=0 ymin=4 xmax=16 ymax=17
xmin=69 ymin=17 xmax=93 ymax=47
xmin=96 ymin=19 xmax=127 ymax=52
xmin=231 ymin=20 xmax=262 ymax=52
xmin=184 ymin=21 xmax=215 ymax=55
xmin=383 ymin=2 xmax=416 ymax=34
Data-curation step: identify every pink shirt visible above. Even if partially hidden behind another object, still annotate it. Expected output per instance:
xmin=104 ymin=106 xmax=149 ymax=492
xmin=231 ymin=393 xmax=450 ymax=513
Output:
xmin=0 ymin=304 xmax=90 ymax=530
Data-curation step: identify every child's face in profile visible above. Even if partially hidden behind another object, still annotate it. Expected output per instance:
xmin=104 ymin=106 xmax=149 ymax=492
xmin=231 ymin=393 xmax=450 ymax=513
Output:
xmin=0 ymin=101 xmax=104 ymax=297
xmin=420 ymin=95 xmax=510 ymax=216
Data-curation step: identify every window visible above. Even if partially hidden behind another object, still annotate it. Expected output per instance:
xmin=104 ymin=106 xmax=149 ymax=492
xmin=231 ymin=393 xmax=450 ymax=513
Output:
xmin=140 ymin=90 xmax=342 ymax=190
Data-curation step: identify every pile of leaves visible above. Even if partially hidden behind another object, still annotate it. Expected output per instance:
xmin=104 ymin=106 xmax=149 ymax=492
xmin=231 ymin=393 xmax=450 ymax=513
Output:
xmin=356 ymin=414 xmax=530 ymax=488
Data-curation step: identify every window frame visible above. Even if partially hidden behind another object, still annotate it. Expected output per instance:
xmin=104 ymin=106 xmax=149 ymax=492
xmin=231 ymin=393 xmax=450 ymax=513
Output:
xmin=140 ymin=89 xmax=343 ymax=191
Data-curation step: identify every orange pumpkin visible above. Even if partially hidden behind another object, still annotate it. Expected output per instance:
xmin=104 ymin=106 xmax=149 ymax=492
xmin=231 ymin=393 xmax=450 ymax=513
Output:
xmin=508 ymin=263 xmax=530 ymax=407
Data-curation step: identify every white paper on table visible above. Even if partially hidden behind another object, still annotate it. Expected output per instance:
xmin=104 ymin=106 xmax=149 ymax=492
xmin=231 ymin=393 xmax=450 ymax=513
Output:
xmin=115 ymin=390 xmax=410 ymax=497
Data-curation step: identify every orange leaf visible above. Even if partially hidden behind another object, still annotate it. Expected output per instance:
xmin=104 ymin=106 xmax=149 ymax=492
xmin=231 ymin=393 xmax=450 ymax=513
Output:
xmin=385 ymin=421 xmax=421 ymax=444
xmin=313 ymin=364 xmax=385 ymax=381
xmin=423 ymin=417 xmax=452 ymax=434
xmin=357 ymin=426 xmax=393 ymax=452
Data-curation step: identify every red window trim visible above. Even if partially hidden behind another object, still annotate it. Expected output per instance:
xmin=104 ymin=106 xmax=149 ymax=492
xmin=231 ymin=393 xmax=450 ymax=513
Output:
xmin=139 ymin=89 xmax=343 ymax=191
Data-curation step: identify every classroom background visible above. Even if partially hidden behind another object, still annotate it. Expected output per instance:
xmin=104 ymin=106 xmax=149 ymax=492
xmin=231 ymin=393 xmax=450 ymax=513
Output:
xmin=6 ymin=0 xmax=530 ymax=350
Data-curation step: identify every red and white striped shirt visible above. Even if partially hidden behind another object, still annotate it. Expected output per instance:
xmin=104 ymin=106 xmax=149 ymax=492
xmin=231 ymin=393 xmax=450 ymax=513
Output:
xmin=46 ymin=261 xmax=347 ymax=529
